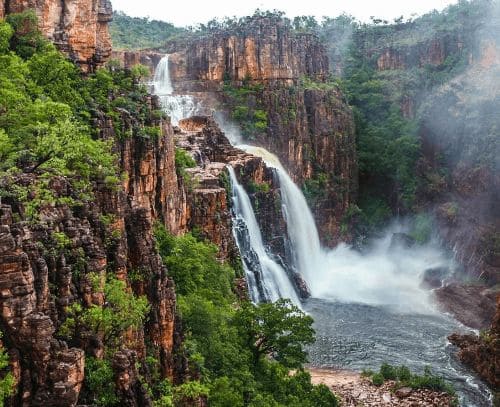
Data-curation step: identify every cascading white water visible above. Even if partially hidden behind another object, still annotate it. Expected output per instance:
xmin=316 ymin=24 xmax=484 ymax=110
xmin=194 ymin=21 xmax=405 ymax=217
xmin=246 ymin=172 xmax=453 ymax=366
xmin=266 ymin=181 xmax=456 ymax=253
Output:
xmin=238 ymin=145 xmax=452 ymax=313
xmin=238 ymin=145 xmax=322 ymax=285
xmin=227 ymin=166 xmax=301 ymax=306
xmin=153 ymin=55 xmax=198 ymax=125
xmin=154 ymin=55 xmax=451 ymax=313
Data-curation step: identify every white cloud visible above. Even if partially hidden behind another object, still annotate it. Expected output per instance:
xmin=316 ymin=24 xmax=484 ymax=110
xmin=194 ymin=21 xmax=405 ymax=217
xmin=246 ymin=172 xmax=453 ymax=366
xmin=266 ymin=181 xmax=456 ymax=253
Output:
xmin=111 ymin=0 xmax=459 ymax=27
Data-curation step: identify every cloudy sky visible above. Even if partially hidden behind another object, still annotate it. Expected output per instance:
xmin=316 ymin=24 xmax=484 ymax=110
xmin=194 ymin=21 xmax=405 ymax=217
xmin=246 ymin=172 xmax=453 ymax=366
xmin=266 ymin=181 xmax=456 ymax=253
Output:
xmin=111 ymin=0 xmax=459 ymax=27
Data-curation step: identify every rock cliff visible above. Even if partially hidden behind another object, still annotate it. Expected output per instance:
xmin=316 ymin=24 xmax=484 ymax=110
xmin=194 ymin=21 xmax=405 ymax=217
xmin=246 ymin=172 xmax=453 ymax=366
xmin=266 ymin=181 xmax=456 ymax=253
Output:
xmin=448 ymin=294 xmax=500 ymax=393
xmin=1 ymin=0 xmax=112 ymax=71
xmin=0 ymin=95 xmax=182 ymax=405
xmin=162 ymin=16 xmax=357 ymax=246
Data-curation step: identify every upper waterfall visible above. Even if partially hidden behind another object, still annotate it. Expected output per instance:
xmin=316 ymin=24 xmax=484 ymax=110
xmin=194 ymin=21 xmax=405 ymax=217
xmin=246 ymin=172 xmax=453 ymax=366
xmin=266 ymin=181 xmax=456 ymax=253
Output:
xmin=152 ymin=55 xmax=198 ymax=125
xmin=153 ymin=55 xmax=174 ymax=95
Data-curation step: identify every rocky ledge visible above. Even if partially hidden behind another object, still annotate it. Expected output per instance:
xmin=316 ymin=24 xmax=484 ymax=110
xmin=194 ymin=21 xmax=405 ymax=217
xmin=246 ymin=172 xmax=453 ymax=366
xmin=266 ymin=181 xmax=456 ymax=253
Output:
xmin=448 ymin=295 xmax=500 ymax=392
xmin=174 ymin=116 xmax=309 ymax=298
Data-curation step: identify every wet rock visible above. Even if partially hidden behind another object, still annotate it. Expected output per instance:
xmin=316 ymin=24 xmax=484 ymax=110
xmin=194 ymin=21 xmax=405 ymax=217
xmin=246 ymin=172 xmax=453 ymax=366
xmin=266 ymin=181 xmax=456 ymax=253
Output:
xmin=448 ymin=294 xmax=500 ymax=389
xmin=389 ymin=233 xmax=416 ymax=249
xmin=434 ymin=283 xmax=497 ymax=329
xmin=421 ymin=267 xmax=449 ymax=289
xmin=292 ymin=272 xmax=311 ymax=299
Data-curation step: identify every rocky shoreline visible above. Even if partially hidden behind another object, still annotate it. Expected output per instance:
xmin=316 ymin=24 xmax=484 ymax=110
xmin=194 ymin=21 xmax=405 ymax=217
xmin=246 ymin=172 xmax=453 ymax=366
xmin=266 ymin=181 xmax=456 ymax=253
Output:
xmin=308 ymin=368 xmax=457 ymax=407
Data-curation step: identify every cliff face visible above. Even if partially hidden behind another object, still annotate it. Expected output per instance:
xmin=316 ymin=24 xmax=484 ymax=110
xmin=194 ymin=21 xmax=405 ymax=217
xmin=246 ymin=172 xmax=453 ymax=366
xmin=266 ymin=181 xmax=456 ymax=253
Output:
xmin=1 ymin=0 xmax=112 ymax=71
xmin=418 ymin=40 xmax=500 ymax=288
xmin=163 ymin=17 xmax=357 ymax=246
xmin=448 ymin=294 xmax=500 ymax=391
xmin=0 ymin=95 xmax=182 ymax=406
xmin=167 ymin=22 xmax=328 ymax=90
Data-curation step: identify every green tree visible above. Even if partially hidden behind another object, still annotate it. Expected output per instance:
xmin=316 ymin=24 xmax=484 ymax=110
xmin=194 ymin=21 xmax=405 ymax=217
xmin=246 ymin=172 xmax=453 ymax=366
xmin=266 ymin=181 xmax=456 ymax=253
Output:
xmin=234 ymin=299 xmax=315 ymax=368
xmin=59 ymin=277 xmax=150 ymax=349
xmin=0 ymin=333 xmax=14 ymax=407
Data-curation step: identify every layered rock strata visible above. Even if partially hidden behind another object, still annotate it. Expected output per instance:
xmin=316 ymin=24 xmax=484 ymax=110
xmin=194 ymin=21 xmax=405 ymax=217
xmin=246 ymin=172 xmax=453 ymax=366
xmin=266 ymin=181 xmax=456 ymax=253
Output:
xmin=1 ymin=0 xmax=113 ymax=71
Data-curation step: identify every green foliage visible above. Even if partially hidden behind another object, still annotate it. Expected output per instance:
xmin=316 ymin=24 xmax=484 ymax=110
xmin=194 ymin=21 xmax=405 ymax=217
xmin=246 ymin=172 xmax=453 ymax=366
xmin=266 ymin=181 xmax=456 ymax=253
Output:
xmin=235 ymin=299 xmax=315 ymax=368
xmin=364 ymin=363 xmax=456 ymax=396
xmin=0 ymin=333 xmax=14 ymax=407
xmin=0 ymin=21 xmax=13 ymax=53
xmin=6 ymin=10 xmax=48 ymax=58
xmin=409 ymin=213 xmax=433 ymax=244
xmin=59 ymin=276 xmax=149 ymax=349
xmin=299 ymin=75 xmax=340 ymax=91
xmin=154 ymin=226 xmax=337 ymax=406
xmin=174 ymin=148 xmax=196 ymax=176
xmin=84 ymin=357 xmax=119 ymax=407
xmin=173 ymin=381 xmax=209 ymax=406
xmin=155 ymin=228 xmax=234 ymax=299
xmin=371 ymin=373 xmax=384 ymax=386
xmin=302 ymin=173 xmax=329 ymax=206
xmin=247 ymin=180 xmax=271 ymax=193
xmin=379 ymin=362 xmax=397 ymax=380
xmin=130 ymin=64 xmax=151 ymax=81
xmin=110 ymin=11 xmax=185 ymax=50
xmin=222 ymin=82 xmax=268 ymax=140
xmin=52 ymin=231 xmax=71 ymax=249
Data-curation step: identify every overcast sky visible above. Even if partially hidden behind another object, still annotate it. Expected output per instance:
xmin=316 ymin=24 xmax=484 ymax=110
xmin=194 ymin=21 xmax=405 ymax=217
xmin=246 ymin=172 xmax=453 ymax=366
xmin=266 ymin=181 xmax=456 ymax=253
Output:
xmin=111 ymin=0 xmax=459 ymax=27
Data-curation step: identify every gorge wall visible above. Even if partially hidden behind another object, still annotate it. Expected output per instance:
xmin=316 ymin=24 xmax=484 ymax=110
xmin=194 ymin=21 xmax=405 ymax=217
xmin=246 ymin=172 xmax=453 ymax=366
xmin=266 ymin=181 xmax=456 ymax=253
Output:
xmin=162 ymin=16 xmax=358 ymax=246
xmin=0 ymin=81 xmax=288 ymax=404
xmin=335 ymin=2 xmax=500 ymax=289
xmin=0 ymin=0 xmax=112 ymax=71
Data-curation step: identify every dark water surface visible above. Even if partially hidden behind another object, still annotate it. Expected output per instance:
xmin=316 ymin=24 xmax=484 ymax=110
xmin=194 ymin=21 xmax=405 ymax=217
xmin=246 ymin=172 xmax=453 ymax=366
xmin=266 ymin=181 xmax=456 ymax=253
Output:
xmin=304 ymin=298 xmax=493 ymax=406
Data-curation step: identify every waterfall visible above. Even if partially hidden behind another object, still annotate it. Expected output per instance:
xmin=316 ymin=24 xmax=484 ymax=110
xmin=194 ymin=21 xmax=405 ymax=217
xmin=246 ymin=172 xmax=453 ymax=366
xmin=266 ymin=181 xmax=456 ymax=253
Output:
xmin=227 ymin=166 xmax=301 ymax=306
xmin=154 ymin=55 xmax=449 ymax=312
xmin=236 ymin=145 xmax=451 ymax=312
xmin=152 ymin=55 xmax=198 ymax=125
xmin=237 ymin=146 xmax=322 ymax=287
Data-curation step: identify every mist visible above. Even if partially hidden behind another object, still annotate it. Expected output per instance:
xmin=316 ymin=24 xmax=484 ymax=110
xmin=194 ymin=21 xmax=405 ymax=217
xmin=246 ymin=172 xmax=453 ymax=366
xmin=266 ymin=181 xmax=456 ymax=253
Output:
xmin=312 ymin=225 xmax=453 ymax=313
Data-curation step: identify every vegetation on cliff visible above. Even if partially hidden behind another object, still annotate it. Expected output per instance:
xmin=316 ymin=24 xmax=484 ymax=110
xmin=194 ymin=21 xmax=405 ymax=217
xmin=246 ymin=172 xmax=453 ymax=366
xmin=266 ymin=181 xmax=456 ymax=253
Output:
xmin=0 ymin=12 xmax=167 ymax=405
xmin=155 ymin=226 xmax=338 ymax=406
xmin=221 ymin=80 xmax=268 ymax=140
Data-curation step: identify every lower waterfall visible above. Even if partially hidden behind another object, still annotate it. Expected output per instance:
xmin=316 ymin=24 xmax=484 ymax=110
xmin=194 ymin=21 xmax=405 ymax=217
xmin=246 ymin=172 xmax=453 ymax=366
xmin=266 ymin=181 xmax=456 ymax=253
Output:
xmin=227 ymin=166 xmax=300 ymax=305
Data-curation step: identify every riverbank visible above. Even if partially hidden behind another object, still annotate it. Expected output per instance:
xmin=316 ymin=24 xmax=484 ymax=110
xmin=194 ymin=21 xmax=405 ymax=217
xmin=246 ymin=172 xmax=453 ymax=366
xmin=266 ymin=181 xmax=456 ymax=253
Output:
xmin=308 ymin=368 xmax=457 ymax=406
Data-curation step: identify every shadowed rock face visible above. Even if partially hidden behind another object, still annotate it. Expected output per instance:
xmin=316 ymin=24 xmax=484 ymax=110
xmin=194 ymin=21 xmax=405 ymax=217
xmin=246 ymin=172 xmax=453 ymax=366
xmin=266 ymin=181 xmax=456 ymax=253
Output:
xmin=1 ymin=0 xmax=112 ymax=72
xmin=449 ymin=295 xmax=500 ymax=390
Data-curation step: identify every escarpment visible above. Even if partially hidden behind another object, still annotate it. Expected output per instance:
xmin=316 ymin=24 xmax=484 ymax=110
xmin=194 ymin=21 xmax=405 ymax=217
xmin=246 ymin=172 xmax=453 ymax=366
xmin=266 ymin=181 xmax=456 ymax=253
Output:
xmin=0 ymin=94 xmax=182 ymax=405
xmin=160 ymin=16 xmax=358 ymax=246
xmin=0 ymin=91 xmax=294 ymax=404
xmin=1 ymin=0 xmax=112 ymax=71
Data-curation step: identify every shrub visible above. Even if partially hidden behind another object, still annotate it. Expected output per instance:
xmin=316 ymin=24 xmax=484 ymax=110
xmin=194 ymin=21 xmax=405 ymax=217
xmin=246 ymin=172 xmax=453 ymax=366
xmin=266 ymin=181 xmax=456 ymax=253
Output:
xmin=83 ymin=357 xmax=118 ymax=407
xmin=380 ymin=362 xmax=397 ymax=380
xmin=372 ymin=373 xmax=384 ymax=386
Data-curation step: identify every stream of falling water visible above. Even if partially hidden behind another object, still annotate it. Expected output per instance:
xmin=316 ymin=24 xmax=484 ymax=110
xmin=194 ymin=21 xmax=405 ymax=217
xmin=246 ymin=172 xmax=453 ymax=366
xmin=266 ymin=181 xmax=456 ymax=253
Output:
xmin=152 ymin=55 xmax=492 ymax=406
xmin=153 ymin=55 xmax=199 ymax=125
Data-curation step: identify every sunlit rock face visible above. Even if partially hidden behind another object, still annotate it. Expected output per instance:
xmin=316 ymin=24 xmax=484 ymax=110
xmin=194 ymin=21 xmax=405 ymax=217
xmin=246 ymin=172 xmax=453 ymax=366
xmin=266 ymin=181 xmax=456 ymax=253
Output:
xmin=1 ymin=0 xmax=112 ymax=72
xmin=152 ymin=17 xmax=358 ymax=247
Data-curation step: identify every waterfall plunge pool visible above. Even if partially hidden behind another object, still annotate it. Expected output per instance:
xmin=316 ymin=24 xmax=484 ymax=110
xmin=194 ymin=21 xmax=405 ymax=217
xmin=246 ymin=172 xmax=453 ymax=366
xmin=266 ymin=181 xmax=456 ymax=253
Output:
xmin=304 ymin=298 xmax=492 ymax=406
